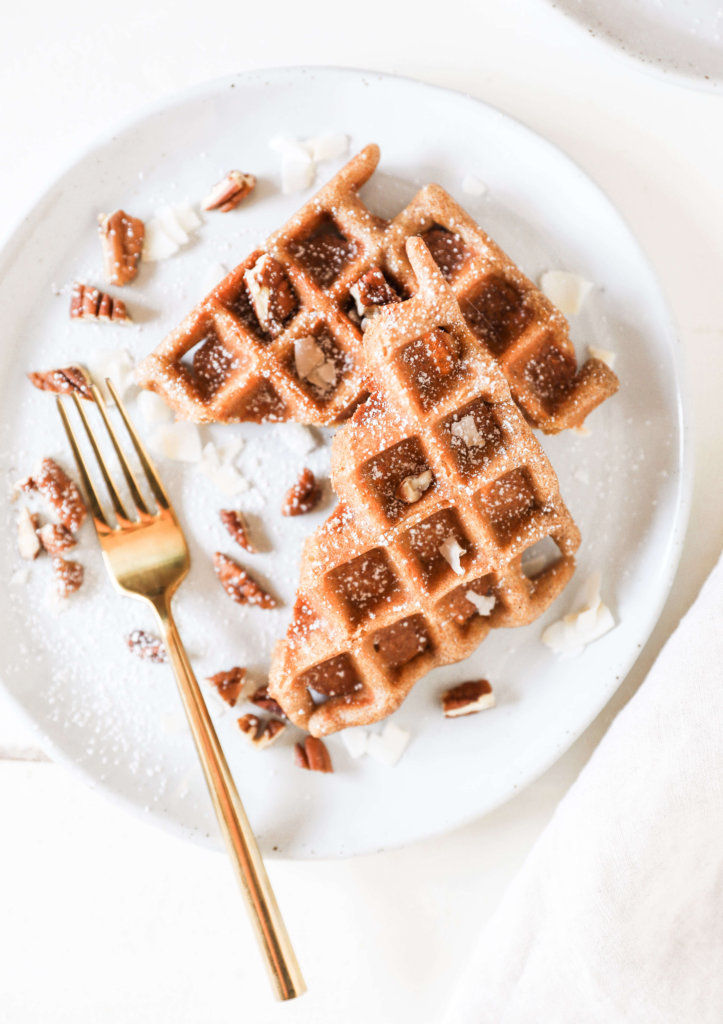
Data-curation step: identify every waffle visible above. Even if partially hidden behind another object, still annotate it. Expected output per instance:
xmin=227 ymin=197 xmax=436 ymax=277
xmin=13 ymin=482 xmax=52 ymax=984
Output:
xmin=267 ymin=239 xmax=581 ymax=736
xmin=135 ymin=145 xmax=618 ymax=433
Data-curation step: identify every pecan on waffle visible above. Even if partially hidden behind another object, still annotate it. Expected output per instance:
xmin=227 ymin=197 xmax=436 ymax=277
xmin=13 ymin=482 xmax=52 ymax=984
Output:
xmin=135 ymin=145 xmax=617 ymax=432
xmin=267 ymin=238 xmax=581 ymax=736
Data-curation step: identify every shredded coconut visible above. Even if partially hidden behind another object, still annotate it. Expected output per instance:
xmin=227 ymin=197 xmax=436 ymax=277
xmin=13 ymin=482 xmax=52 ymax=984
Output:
xmin=540 ymin=270 xmax=593 ymax=315
xmin=541 ymin=572 xmax=615 ymax=657
xmin=367 ymin=721 xmax=411 ymax=767
xmin=588 ymin=345 xmax=617 ymax=369
xmin=142 ymin=202 xmax=203 ymax=262
xmin=451 ymin=414 xmax=486 ymax=447
xmin=466 ymin=590 xmax=495 ymax=616
xmin=85 ymin=348 xmax=136 ymax=402
xmin=439 ymin=535 xmax=466 ymax=575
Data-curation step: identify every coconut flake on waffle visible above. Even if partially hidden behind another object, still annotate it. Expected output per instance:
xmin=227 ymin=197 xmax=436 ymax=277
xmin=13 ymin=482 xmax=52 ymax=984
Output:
xmin=268 ymin=238 xmax=582 ymax=736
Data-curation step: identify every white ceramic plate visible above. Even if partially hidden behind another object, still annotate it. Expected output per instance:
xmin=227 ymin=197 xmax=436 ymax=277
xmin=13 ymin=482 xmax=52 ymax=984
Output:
xmin=0 ymin=68 xmax=689 ymax=858
xmin=547 ymin=0 xmax=723 ymax=91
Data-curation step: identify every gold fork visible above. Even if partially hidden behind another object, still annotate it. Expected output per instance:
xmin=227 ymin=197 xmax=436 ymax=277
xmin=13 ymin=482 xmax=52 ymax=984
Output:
xmin=57 ymin=379 xmax=305 ymax=1002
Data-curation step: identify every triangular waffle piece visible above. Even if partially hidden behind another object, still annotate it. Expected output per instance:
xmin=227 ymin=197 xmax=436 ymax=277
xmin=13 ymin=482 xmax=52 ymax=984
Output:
xmin=136 ymin=145 xmax=617 ymax=433
xmin=267 ymin=238 xmax=581 ymax=736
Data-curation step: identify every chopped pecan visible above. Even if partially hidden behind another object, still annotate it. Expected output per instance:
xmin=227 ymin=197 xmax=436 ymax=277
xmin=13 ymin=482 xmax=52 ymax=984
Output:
xmin=203 ymin=171 xmax=257 ymax=212
xmin=127 ymin=629 xmax=168 ymax=664
xmin=349 ymin=266 xmax=400 ymax=318
xmin=219 ymin=509 xmax=255 ymax=552
xmin=213 ymin=552 xmax=277 ymax=609
xmin=293 ymin=735 xmax=333 ymax=773
xmin=17 ymin=507 xmax=41 ymax=560
xmin=244 ymin=254 xmax=297 ymax=335
xmin=19 ymin=458 xmax=86 ymax=532
xmin=205 ymin=666 xmax=247 ymax=707
xmin=37 ymin=522 xmax=77 ymax=555
xmin=249 ymin=684 xmax=285 ymax=718
xmin=27 ymin=365 xmax=93 ymax=400
xmin=282 ymin=468 xmax=321 ymax=517
xmin=70 ymin=282 xmax=130 ymax=323
xmin=441 ymin=679 xmax=495 ymax=718
xmin=52 ymin=556 xmax=84 ymax=598
xmin=98 ymin=209 xmax=145 ymax=286
xmin=397 ymin=469 xmax=433 ymax=504
xmin=424 ymin=328 xmax=460 ymax=376
xmin=237 ymin=713 xmax=286 ymax=749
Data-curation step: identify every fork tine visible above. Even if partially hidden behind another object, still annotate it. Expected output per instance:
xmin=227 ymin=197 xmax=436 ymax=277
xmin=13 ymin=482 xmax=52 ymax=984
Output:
xmin=90 ymin=384 xmax=151 ymax=516
xmin=71 ymin=393 xmax=133 ymax=524
xmin=106 ymin=379 xmax=170 ymax=510
xmin=56 ymin=398 xmax=112 ymax=532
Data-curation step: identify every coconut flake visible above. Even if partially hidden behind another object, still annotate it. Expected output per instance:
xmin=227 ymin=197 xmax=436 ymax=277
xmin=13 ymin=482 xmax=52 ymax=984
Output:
xmin=466 ymin=591 xmax=495 ymax=616
xmin=294 ymin=334 xmax=326 ymax=380
xmin=462 ymin=175 xmax=488 ymax=196
xmin=86 ymin=348 xmax=136 ymax=402
xmin=148 ymin=422 xmax=202 ymax=463
xmin=275 ymin=423 xmax=317 ymax=456
xmin=541 ymin=572 xmax=615 ymax=657
xmin=307 ymin=359 xmax=337 ymax=392
xmin=307 ymin=134 xmax=349 ymax=162
xmin=588 ymin=345 xmax=617 ymax=369
xmin=196 ymin=441 xmax=248 ymax=495
xmin=142 ymin=220 xmax=179 ymax=262
xmin=142 ymin=203 xmax=202 ymax=262
xmin=340 ymin=728 xmax=369 ymax=759
xmin=172 ymin=201 xmax=202 ymax=233
xmin=439 ymin=535 xmax=466 ymax=576
xmin=281 ymin=148 xmax=315 ymax=194
xmin=155 ymin=205 xmax=190 ymax=246
xmin=540 ymin=270 xmax=594 ymax=315
xmin=367 ymin=722 xmax=411 ymax=767
xmin=451 ymin=414 xmax=486 ymax=447
xmin=136 ymin=390 xmax=174 ymax=426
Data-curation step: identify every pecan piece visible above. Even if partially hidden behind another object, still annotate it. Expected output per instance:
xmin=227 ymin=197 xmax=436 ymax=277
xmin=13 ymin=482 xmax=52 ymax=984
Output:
xmin=282 ymin=468 xmax=321 ymax=517
xmin=127 ymin=629 xmax=168 ymax=664
xmin=244 ymin=254 xmax=297 ymax=335
xmin=203 ymin=171 xmax=257 ymax=212
xmin=249 ymin=684 xmax=285 ymax=718
xmin=424 ymin=328 xmax=460 ymax=376
xmin=396 ymin=470 xmax=433 ymax=504
xmin=37 ymin=522 xmax=77 ymax=555
xmin=349 ymin=266 xmax=400 ymax=319
xmin=70 ymin=282 xmax=130 ymax=323
xmin=237 ymin=713 xmax=286 ymax=749
xmin=219 ymin=509 xmax=255 ymax=552
xmin=441 ymin=679 xmax=495 ymax=718
xmin=52 ymin=556 xmax=84 ymax=598
xmin=27 ymin=365 xmax=92 ymax=400
xmin=293 ymin=735 xmax=333 ymax=773
xmin=17 ymin=507 xmax=41 ymax=560
xmin=205 ymin=666 xmax=247 ymax=707
xmin=213 ymin=552 xmax=277 ymax=609
xmin=98 ymin=209 xmax=145 ymax=286
xmin=19 ymin=458 xmax=86 ymax=532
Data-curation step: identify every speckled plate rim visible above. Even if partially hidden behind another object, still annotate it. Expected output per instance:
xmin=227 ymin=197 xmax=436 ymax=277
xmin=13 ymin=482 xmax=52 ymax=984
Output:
xmin=544 ymin=0 xmax=723 ymax=93
xmin=0 ymin=66 xmax=693 ymax=858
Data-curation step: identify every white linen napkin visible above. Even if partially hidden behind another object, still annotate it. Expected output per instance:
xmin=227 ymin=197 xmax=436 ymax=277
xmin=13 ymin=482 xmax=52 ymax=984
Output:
xmin=446 ymin=550 xmax=723 ymax=1024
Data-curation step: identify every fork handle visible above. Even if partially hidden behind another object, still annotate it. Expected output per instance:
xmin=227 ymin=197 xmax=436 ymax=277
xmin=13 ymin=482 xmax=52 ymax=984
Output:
xmin=151 ymin=597 xmax=306 ymax=1002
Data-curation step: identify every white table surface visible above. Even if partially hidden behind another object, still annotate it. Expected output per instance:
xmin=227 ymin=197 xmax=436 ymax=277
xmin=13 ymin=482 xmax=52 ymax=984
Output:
xmin=1 ymin=2 xmax=722 ymax=1021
